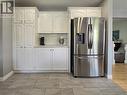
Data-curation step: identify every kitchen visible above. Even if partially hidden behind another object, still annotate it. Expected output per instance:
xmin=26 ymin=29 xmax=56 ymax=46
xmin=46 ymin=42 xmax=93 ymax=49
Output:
xmin=13 ymin=7 xmax=103 ymax=74
xmin=1 ymin=0 xmax=126 ymax=95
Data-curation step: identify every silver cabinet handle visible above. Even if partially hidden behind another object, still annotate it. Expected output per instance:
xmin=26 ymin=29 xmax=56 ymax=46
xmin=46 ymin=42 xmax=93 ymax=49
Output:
xmin=50 ymin=49 xmax=54 ymax=51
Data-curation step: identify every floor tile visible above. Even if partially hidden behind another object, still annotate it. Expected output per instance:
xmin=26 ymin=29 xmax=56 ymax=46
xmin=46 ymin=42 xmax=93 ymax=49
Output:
xmin=45 ymin=89 xmax=61 ymax=95
xmin=16 ymin=88 xmax=45 ymax=95
xmin=45 ymin=88 xmax=74 ymax=95
xmin=34 ymin=79 xmax=59 ymax=89
xmin=73 ymin=88 xmax=100 ymax=95
xmin=0 ymin=66 xmax=126 ymax=95
xmin=0 ymin=88 xmax=17 ymax=95
xmin=59 ymin=79 xmax=83 ymax=88
xmin=29 ymin=73 xmax=49 ymax=80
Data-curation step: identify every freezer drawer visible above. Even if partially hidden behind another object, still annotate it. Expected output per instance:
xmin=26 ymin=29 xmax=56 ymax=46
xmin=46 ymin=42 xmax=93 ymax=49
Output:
xmin=74 ymin=55 xmax=104 ymax=77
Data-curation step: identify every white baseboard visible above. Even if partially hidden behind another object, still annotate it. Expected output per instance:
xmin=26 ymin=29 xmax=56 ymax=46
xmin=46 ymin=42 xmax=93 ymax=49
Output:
xmin=0 ymin=71 xmax=14 ymax=81
xmin=124 ymin=60 xmax=127 ymax=64
xmin=14 ymin=70 xmax=69 ymax=73
xmin=106 ymin=75 xmax=112 ymax=79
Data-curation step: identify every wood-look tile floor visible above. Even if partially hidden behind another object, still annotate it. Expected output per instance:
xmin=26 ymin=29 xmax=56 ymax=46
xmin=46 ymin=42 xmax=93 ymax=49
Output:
xmin=113 ymin=64 xmax=127 ymax=92
xmin=0 ymin=73 xmax=127 ymax=95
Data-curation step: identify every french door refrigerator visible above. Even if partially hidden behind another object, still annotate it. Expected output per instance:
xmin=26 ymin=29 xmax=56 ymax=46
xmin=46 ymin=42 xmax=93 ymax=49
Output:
xmin=71 ymin=17 xmax=105 ymax=77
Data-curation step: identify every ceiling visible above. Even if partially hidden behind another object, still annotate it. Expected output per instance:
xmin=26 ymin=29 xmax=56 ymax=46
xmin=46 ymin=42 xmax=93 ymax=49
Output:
xmin=15 ymin=0 xmax=104 ymax=11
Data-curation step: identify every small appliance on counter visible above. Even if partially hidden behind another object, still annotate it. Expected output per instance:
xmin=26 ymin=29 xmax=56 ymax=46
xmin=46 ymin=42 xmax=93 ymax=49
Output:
xmin=59 ymin=36 xmax=64 ymax=45
xmin=40 ymin=37 xmax=45 ymax=45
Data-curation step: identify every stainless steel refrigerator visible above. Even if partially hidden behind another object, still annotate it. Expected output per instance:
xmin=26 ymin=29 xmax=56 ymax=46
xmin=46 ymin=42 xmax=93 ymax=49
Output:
xmin=71 ymin=17 xmax=105 ymax=77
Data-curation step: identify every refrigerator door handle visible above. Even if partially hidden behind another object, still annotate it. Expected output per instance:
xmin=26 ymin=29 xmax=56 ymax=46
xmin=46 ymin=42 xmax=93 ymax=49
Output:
xmin=88 ymin=24 xmax=93 ymax=49
xmin=90 ymin=24 xmax=93 ymax=49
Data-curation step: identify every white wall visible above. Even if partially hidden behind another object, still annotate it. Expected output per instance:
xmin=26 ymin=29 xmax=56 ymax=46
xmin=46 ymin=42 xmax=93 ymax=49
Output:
xmin=0 ymin=17 xmax=3 ymax=77
xmin=113 ymin=19 xmax=127 ymax=44
xmin=113 ymin=0 xmax=127 ymax=18
xmin=0 ymin=16 xmax=13 ymax=77
xmin=100 ymin=0 xmax=113 ymax=79
xmin=2 ymin=18 xmax=13 ymax=76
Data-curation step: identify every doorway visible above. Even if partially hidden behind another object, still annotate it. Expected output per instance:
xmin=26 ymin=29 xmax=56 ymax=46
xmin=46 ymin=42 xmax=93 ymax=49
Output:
xmin=112 ymin=18 xmax=127 ymax=91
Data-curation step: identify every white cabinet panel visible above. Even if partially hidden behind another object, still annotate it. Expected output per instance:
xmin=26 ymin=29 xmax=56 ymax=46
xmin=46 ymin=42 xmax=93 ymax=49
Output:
xmin=37 ymin=48 xmax=51 ymax=70
xmin=15 ymin=8 xmax=24 ymax=21
xmin=68 ymin=7 xmax=102 ymax=18
xmin=86 ymin=7 xmax=101 ymax=17
xmin=24 ymin=48 xmax=34 ymax=70
xmin=38 ymin=12 xmax=69 ymax=33
xmin=24 ymin=24 xmax=34 ymax=48
xmin=15 ymin=24 xmax=24 ymax=48
xmin=38 ymin=13 xmax=53 ymax=33
xmin=53 ymin=13 xmax=68 ymax=33
xmin=25 ymin=9 xmax=35 ymax=21
xmin=15 ymin=24 xmax=34 ymax=48
xmin=16 ymin=48 xmax=25 ymax=70
xmin=70 ymin=9 xmax=87 ymax=18
xmin=53 ymin=48 xmax=68 ymax=70
xmin=15 ymin=48 xmax=33 ymax=70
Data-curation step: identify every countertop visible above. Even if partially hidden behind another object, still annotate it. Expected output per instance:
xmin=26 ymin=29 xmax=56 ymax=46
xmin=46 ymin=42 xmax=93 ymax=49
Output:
xmin=34 ymin=45 xmax=69 ymax=48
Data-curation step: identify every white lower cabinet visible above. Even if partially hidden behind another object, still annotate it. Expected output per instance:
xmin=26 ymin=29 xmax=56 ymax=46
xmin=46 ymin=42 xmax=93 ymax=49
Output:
xmin=35 ymin=48 xmax=68 ymax=71
xmin=53 ymin=48 xmax=68 ymax=70
xmin=14 ymin=48 xmax=68 ymax=72
xmin=35 ymin=48 xmax=51 ymax=70
xmin=15 ymin=48 xmax=33 ymax=70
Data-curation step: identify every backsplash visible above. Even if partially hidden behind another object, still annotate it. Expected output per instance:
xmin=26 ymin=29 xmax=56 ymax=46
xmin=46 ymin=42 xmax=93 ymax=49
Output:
xmin=39 ymin=33 xmax=68 ymax=46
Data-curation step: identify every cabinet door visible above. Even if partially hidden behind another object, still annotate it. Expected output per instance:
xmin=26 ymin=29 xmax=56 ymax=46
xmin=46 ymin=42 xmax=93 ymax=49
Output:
xmin=70 ymin=9 xmax=87 ymax=19
xmin=86 ymin=7 xmax=101 ymax=17
xmin=24 ymin=48 xmax=34 ymax=70
xmin=53 ymin=13 xmax=68 ymax=33
xmin=53 ymin=48 xmax=68 ymax=70
xmin=24 ymin=9 xmax=35 ymax=24
xmin=38 ymin=13 xmax=53 ymax=33
xmin=15 ymin=48 xmax=34 ymax=70
xmin=15 ymin=24 xmax=24 ymax=48
xmin=24 ymin=24 xmax=34 ymax=48
xmin=37 ymin=48 xmax=51 ymax=70
xmin=15 ymin=8 xmax=24 ymax=23
xmin=15 ymin=48 xmax=25 ymax=70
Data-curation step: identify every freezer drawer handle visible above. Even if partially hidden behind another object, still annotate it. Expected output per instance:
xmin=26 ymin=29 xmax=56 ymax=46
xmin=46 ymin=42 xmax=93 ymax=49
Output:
xmin=76 ymin=56 xmax=103 ymax=60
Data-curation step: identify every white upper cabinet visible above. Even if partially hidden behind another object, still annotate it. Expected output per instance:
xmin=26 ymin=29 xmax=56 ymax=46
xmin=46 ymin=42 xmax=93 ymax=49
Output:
xmin=38 ymin=12 xmax=69 ymax=33
xmin=86 ymin=7 xmax=101 ymax=17
xmin=68 ymin=7 xmax=87 ymax=18
xmin=14 ymin=7 xmax=39 ymax=48
xmin=68 ymin=7 xmax=102 ymax=19
xmin=38 ymin=12 xmax=53 ymax=33
xmin=25 ymin=9 xmax=35 ymax=21
xmin=15 ymin=24 xmax=24 ymax=48
xmin=24 ymin=24 xmax=34 ymax=48
xmin=15 ymin=7 xmax=37 ymax=24
xmin=15 ymin=8 xmax=24 ymax=23
xmin=53 ymin=12 xmax=68 ymax=33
